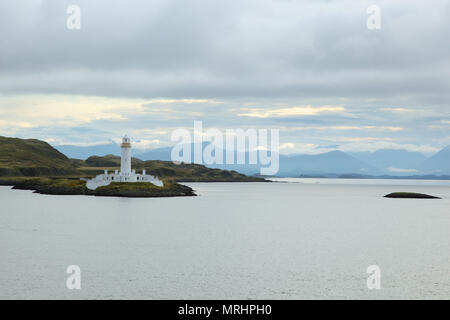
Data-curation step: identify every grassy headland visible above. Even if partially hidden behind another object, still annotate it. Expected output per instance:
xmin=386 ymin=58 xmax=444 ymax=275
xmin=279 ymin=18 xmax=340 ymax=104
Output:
xmin=0 ymin=136 xmax=78 ymax=176
xmin=0 ymin=136 xmax=264 ymax=197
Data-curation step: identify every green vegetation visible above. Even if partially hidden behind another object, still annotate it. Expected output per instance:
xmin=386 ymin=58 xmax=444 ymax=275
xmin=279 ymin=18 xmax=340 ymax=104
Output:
xmin=384 ymin=192 xmax=441 ymax=199
xmin=85 ymin=154 xmax=143 ymax=167
xmin=0 ymin=136 xmax=77 ymax=176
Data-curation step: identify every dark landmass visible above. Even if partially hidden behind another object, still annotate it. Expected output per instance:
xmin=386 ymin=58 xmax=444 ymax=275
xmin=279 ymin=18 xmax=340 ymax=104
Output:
xmin=94 ymin=181 xmax=195 ymax=197
xmin=0 ymin=136 xmax=263 ymax=197
xmin=0 ymin=177 xmax=195 ymax=198
xmin=0 ymin=136 xmax=264 ymax=182
xmin=384 ymin=192 xmax=441 ymax=199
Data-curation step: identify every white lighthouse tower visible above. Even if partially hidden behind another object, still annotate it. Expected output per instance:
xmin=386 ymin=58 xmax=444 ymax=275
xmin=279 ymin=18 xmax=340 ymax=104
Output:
xmin=85 ymin=135 xmax=163 ymax=189
xmin=120 ymin=135 xmax=132 ymax=176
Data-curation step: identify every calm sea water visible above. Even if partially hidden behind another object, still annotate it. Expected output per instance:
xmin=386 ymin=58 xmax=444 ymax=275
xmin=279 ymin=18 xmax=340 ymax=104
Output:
xmin=1 ymin=179 xmax=449 ymax=299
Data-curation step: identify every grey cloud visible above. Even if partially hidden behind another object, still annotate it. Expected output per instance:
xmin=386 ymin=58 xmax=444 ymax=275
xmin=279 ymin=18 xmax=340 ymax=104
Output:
xmin=0 ymin=0 xmax=449 ymax=103
xmin=1 ymin=0 xmax=450 ymax=153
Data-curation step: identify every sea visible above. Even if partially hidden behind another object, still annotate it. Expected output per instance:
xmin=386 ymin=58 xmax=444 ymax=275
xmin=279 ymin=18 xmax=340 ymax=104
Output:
xmin=1 ymin=178 xmax=449 ymax=299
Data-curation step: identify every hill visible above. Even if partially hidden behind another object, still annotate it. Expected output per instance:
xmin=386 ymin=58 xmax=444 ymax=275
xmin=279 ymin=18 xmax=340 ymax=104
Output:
xmin=279 ymin=151 xmax=380 ymax=176
xmin=350 ymin=149 xmax=427 ymax=174
xmin=133 ymin=146 xmax=173 ymax=161
xmin=84 ymin=154 xmax=144 ymax=167
xmin=205 ymin=150 xmax=380 ymax=176
xmin=0 ymin=136 xmax=78 ymax=176
xmin=55 ymin=142 xmax=120 ymax=160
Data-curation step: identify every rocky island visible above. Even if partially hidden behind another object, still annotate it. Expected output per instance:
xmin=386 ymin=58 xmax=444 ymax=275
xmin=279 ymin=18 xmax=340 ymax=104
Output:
xmin=0 ymin=177 xmax=195 ymax=198
xmin=384 ymin=192 xmax=441 ymax=199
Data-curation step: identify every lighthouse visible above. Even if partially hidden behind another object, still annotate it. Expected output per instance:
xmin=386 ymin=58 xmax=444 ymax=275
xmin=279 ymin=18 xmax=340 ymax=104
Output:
xmin=85 ymin=135 xmax=163 ymax=189
xmin=120 ymin=135 xmax=132 ymax=175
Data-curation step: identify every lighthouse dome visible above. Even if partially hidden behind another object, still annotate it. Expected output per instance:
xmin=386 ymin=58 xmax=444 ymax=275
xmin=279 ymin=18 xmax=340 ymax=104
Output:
xmin=121 ymin=135 xmax=131 ymax=148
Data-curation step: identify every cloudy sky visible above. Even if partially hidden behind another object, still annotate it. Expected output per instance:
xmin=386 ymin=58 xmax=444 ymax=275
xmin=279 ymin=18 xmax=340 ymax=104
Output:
xmin=0 ymin=0 xmax=449 ymax=154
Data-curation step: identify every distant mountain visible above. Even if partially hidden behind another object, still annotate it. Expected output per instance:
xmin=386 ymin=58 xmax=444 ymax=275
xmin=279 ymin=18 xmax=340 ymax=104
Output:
xmin=138 ymin=143 xmax=262 ymax=174
xmin=53 ymin=142 xmax=380 ymax=176
xmin=0 ymin=136 xmax=78 ymax=176
xmin=278 ymin=151 xmax=380 ymax=176
xmin=55 ymin=142 xmax=120 ymax=160
xmin=135 ymin=147 xmax=173 ymax=161
xmin=208 ymin=150 xmax=380 ymax=176
xmin=419 ymin=146 xmax=450 ymax=174
xmin=52 ymin=141 xmax=450 ymax=178
xmin=350 ymin=149 xmax=427 ymax=174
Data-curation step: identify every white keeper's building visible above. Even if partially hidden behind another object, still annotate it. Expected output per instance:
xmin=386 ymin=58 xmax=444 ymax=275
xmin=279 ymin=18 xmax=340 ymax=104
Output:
xmin=86 ymin=135 xmax=163 ymax=190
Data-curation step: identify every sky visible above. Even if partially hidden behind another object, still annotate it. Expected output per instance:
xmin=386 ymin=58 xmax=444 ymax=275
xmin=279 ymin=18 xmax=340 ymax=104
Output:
xmin=0 ymin=0 xmax=449 ymax=155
